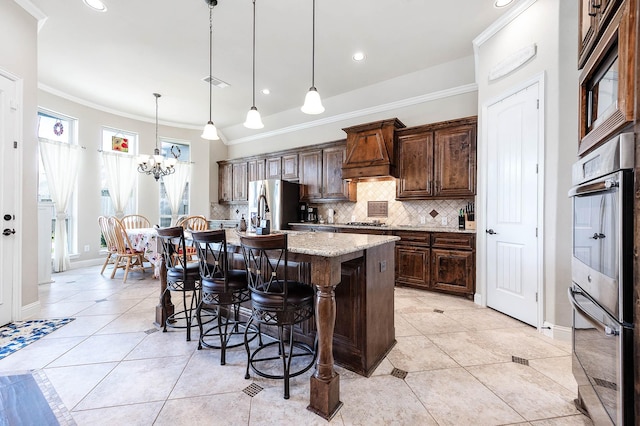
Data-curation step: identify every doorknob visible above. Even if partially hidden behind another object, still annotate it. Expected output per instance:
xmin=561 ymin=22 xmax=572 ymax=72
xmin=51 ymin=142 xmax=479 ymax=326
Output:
xmin=486 ymin=229 xmax=498 ymax=235
xmin=2 ymin=228 xmax=16 ymax=236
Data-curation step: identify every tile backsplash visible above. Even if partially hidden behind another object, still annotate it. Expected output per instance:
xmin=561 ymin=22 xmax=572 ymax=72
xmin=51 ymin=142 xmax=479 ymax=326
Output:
xmin=212 ymin=179 xmax=474 ymax=230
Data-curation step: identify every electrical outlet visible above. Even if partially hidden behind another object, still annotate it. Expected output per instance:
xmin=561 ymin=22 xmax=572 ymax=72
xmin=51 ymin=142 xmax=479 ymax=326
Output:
xmin=441 ymin=217 xmax=448 ymax=225
xmin=351 ymin=215 xmax=356 ymax=222
xmin=420 ymin=216 xmax=426 ymax=224
xmin=84 ymin=244 xmax=90 ymax=252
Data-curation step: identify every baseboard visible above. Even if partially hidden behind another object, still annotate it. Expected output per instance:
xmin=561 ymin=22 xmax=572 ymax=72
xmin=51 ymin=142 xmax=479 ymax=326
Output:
xmin=20 ymin=301 xmax=41 ymax=321
xmin=541 ymin=321 xmax=572 ymax=342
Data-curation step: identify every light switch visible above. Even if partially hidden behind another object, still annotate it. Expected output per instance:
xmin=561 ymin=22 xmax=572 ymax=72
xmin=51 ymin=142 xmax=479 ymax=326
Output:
xmin=380 ymin=260 xmax=387 ymax=272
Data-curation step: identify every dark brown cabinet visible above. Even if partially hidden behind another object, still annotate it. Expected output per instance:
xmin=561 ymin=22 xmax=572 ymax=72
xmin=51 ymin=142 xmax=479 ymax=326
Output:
xmin=217 ymin=160 xmax=247 ymax=204
xmin=232 ymin=162 xmax=247 ymax=201
xmin=218 ymin=162 xmax=233 ymax=203
xmin=247 ymin=158 xmax=265 ymax=182
xmin=299 ymin=142 xmax=356 ymax=203
xmin=282 ymin=154 xmax=299 ymax=181
xmin=579 ymin=0 xmax=622 ymax=69
xmin=396 ymin=117 xmax=477 ymax=200
xmin=394 ymin=231 xmax=430 ymax=289
xmin=266 ymin=156 xmax=281 ymax=179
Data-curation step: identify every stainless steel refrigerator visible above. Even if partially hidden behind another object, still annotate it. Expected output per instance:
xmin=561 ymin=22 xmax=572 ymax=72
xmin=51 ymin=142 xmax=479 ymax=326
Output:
xmin=247 ymin=179 xmax=300 ymax=231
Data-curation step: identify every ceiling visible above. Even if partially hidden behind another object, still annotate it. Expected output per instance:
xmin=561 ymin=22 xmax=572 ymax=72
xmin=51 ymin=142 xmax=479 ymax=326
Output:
xmin=31 ymin=0 xmax=514 ymax=138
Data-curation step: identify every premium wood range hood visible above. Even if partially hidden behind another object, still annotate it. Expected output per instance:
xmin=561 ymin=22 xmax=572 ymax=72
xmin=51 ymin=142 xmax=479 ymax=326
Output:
xmin=341 ymin=118 xmax=405 ymax=180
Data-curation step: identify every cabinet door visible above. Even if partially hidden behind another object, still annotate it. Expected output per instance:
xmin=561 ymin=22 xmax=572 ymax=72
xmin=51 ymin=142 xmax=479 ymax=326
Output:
xmin=266 ymin=157 xmax=281 ymax=179
xmin=579 ymin=0 xmax=598 ymax=68
xmin=396 ymin=131 xmax=433 ymax=199
xmin=282 ymin=154 xmax=299 ymax=181
xmin=247 ymin=158 xmax=265 ymax=182
xmin=299 ymin=150 xmax=322 ymax=201
xmin=395 ymin=245 xmax=430 ymax=289
xmin=218 ymin=162 xmax=233 ymax=203
xmin=433 ymin=123 xmax=476 ymax=198
xmin=232 ymin=162 xmax=247 ymax=201
xmin=322 ymin=145 xmax=354 ymax=201
xmin=431 ymin=248 xmax=474 ymax=296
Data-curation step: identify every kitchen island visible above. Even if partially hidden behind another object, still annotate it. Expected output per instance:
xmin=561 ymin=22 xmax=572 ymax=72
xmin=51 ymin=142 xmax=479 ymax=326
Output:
xmin=158 ymin=229 xmax=399 ymax=420
xmin=228 ymin=230 xmax=399 ymax=419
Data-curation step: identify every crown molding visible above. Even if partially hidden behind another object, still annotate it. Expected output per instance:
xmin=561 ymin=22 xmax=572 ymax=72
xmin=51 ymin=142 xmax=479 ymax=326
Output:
xmin=14 ymin=0 xmax=48 ymax=32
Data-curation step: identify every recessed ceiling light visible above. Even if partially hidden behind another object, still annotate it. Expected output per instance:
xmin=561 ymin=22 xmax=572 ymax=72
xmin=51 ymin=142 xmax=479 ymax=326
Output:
xmin=494 ymin=0 xmax=514 ymax=7
xmin=261 ymin=89 xmax=270 ymax=95
xmin=352 ymin=51 xmax=366 ymax=62
xmin=83 ymin=0 xmax=107 ymax=12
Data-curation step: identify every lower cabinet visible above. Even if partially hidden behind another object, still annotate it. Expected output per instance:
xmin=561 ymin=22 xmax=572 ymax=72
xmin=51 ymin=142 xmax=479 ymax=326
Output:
xmin=431 ymin=248 xmax=475 ymax=296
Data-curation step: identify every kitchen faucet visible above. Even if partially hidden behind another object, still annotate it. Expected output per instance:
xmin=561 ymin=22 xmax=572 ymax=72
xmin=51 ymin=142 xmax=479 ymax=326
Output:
xmin=257 ymin=193 xmax=269 ymax=222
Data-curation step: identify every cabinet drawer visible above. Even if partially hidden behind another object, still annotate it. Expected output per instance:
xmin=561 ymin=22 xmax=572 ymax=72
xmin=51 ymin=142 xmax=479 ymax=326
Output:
xmin=431 ymin=233 xmax=474 ymax=250
xmin=394 ymin=231 xmax=430 ymax=246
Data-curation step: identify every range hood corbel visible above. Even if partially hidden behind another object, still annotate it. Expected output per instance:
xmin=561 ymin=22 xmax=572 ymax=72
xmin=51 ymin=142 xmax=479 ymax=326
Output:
xmin=341 ymin=118 xmax=405 ymax=180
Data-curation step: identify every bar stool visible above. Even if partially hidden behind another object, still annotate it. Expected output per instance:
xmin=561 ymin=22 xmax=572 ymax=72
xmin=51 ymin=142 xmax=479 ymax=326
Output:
xmin=156 ymin=226 xmax=201 ymax=341
xmin=192 ymin=230 xmax=257 ymax=365
xmin=239 ymin=233 xmax=317 ymax=399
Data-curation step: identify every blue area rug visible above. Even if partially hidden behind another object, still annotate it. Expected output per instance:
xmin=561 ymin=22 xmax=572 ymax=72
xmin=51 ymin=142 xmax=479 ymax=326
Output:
xmin=0 ymin=318 xmax=75 ymax=360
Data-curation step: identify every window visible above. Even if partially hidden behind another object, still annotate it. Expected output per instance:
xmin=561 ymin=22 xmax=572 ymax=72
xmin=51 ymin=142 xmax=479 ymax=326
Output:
xmin=159 ymin=139 xmax=191 ymax=227
xmin=37 ymin=110 xmax=78 ymax=254
xmin=100 ymin=127 xmax=138 ymax=219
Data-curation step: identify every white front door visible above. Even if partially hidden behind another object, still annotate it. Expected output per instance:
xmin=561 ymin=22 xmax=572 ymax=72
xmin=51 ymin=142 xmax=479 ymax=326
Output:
xmin=0 ymin=73 xmax=17 ymax=326
xmin=485 ymin=82 xmax=540 ymax=327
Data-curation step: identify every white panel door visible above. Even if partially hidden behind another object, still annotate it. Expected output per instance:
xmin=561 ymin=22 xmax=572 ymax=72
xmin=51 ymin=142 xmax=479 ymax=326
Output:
xmin=486 ymin=82 xmax=539 ymax=326
xmin=0 ymin=73 xmax=17 ymax=326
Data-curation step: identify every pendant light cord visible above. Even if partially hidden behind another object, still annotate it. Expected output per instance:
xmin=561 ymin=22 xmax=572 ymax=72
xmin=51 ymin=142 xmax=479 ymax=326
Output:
xmin=252 ymin=0 xmax=257 ymax=107
xmin=311 ymin=0 xmax=315 ymax=88
xmin=208 ymin=3 xmax=213 ymax=121
xmin=154 ymin=93 xmax=160 ymax=152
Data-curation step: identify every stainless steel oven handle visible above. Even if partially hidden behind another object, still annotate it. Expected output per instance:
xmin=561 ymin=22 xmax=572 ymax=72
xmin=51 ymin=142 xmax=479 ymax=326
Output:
xmin=568 ymin=179 xmax=617 ymax=197
xmin=567 ymin=287 xmax=614 ymax=335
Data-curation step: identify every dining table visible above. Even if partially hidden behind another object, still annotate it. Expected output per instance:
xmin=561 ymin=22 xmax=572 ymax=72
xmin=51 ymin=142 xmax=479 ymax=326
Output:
xmin=156 ymin=228 xmax=399 ymax=419
xmin=124 ymin=227 xmax=162 ymax=277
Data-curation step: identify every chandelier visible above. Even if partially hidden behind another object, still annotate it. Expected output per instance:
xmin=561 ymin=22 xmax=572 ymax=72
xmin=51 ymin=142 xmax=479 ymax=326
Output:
xmin=137 ymin=93 xmax=178 ymax=181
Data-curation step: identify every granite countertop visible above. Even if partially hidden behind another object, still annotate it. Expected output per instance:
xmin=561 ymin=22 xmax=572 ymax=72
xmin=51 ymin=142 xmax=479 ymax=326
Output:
xmin=225 ymin=229 xmax=399 ymax=258
xmin=288 ymin=222 xmax=476 ymax=234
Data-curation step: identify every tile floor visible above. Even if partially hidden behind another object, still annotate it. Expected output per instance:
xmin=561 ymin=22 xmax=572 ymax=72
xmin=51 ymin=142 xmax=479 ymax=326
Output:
xmin=0 ymin=266 xmax=593 ymax=425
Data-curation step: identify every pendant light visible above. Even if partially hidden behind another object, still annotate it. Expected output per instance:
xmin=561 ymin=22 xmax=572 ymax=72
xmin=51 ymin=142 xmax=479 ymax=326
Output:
xmin=137 ymin=93 xmax=178 ymax=181
xmin=243 ymin=0 xmax=264 ymax=129
xmin=201 ymin=0 xmax=220 ymax=140
xmin=301 ymin=0 xmax=324 ymax=115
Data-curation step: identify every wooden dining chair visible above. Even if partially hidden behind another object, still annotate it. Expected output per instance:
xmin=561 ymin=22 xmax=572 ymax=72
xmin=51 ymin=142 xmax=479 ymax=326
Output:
xmin=180 ymin=215 xmax=208 ymax=260
xmin=98 ymin=215 xmax=118 ymax=275
xmin=121 ymin=214 xmax=151 ymax=230
xmin=107 ymin=216 xmax=147 ymax=283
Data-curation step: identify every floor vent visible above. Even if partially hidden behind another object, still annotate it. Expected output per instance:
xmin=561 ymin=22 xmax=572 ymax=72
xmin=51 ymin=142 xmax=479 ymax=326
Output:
xmin=390 ymin=368 xmax=408 ymax=380
xmin=243 ymin=383 xmax=263 ymax=397
xmin=433 ymin=309 xmax=444 ymax=314
xmin=511 ymin=356 xmax=529 ymax=365
xmin=145 ymin=328 xmax=158 ymax=335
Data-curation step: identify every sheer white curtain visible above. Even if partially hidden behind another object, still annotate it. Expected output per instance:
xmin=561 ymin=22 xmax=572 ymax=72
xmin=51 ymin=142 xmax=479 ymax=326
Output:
xmin=39 ymin=138 xmax=81 ymax=272
xmin=163 ymin=162 xmax=190 ymax=225
xmin=101 ymin=151 xmax=137 ymax=218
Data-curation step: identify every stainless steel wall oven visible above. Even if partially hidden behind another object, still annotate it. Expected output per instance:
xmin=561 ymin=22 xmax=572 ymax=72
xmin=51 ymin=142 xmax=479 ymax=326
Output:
xmin=568 ymin=132 xmax=634 ymax=425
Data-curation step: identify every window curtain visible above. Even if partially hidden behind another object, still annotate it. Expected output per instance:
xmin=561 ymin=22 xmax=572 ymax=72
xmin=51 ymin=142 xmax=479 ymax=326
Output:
xmin=163 ymin=162 xmax=190 ymax=225
xmin=101 ymin=151 xmax=137 ymax=218
xmin=39 ymin=138 xmax=81 ymax=272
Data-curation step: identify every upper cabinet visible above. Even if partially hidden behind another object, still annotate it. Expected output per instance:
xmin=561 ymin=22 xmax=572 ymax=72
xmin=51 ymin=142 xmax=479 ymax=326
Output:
xmin=300 ymin=141 xmax=356 ymax=203
xmin=265 ymin=154 xmax=298 ymax=181
xmin=578 ymin=0 xmax=636 ymax=155
xmin=579 ymin=0 xmax=622 ymax=69
xmin=341 ymin=118 xmax=405 ymax=180
xmin=218 ymin=159 xmax=247 ymax=204
xmin=247 ymin=158 xmax=265 ymax=182
xmin=396 ymin=117 xmax=477 ymax=200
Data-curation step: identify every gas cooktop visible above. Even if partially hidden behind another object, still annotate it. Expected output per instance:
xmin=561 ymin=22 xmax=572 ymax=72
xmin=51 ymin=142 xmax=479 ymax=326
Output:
xmin=345 ymin=221 xmax=387 ymax=227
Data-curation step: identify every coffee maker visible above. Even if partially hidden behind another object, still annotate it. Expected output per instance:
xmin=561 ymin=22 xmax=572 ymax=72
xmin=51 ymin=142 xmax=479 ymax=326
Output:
xmin=298 ymin=202 xmax=308 ymax=222
xmin=306 ymin=206 xmax=317 ymax=223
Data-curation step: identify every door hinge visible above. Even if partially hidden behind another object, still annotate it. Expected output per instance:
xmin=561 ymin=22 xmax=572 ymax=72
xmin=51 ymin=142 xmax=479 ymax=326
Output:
xmin=13 ymin=141 xmax=17 ymax=149
xmin=536 ymin=99 xmax=539 ymax=109
xmin=535 ymin=227 xmax=538 ymax=237
xmin=536 ymin=164 xmax=538 ymax=173
xmin=535 ymin=292 xmax=538 ymax=302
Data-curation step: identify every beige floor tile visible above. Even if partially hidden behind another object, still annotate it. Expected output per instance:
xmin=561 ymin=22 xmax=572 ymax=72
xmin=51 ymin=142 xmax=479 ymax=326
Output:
xmin=530 ymin=415 xmax=594 ymax=425
xmin=106 ymin=285 xmax=158 ymax=300
xmin=63 ymin=289 xmax=119 ymax=302
xmin=386 ymin=335 xmax=458 ymax=372
xmin=45 ymin=314 xmax=119 ymax=338
xmin=405 ymin=367 xmax=526 ymax=426
xmin=528 ymin=356 xmax=578 ymax=394
xmin=401 ymin=311 xmax=468 ymax=335
xmin=466 ymin=362 xmax=580 ymax=421
xmin=394 ymin=313 xmax=421 ymax=337
xmin=44 ymin=362 xmax=118 ymax=409
xmin=155 ymin=393 xmax=252 ymax=425
xmin=37 ymin=300 xmax=97 ymax=318
xmin=442 ymin=307 xmax=528 ymax=330
xmin=0 ymin=335 xmax=85 ymax=371
xmin=75 ymin=299 xmax=142 ymax=316
xmin=125 ymin=328 xmax=198 ymax=361
xmin=465 ymin=328 xmax=571 ymax=360
xmin=339 ymin=375 xmax=438 ymax=425
xmin=72 ymin=401 xmax=164 ymax=426
xmin=48 ymin=332 xmax=147 ymax=367
xmin=405 ymin=368 xmax=524 ymax=426
xmin=428 ymin=331 xmax=511 ymax=366
xmin=93 ymin=310 xmax=158 ymax=335
xmin=74 ymin=356 xmax=190 ymax=410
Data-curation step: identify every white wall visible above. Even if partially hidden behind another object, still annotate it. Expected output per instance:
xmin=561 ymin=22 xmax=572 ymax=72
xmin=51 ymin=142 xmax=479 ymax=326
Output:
xmin=1 ymin=1 xmax=39 ymax=308
xmin=37 ymin=90 xmax=228 ymax=265
xmin=475 ymin=0 xmax=578 ymax=329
